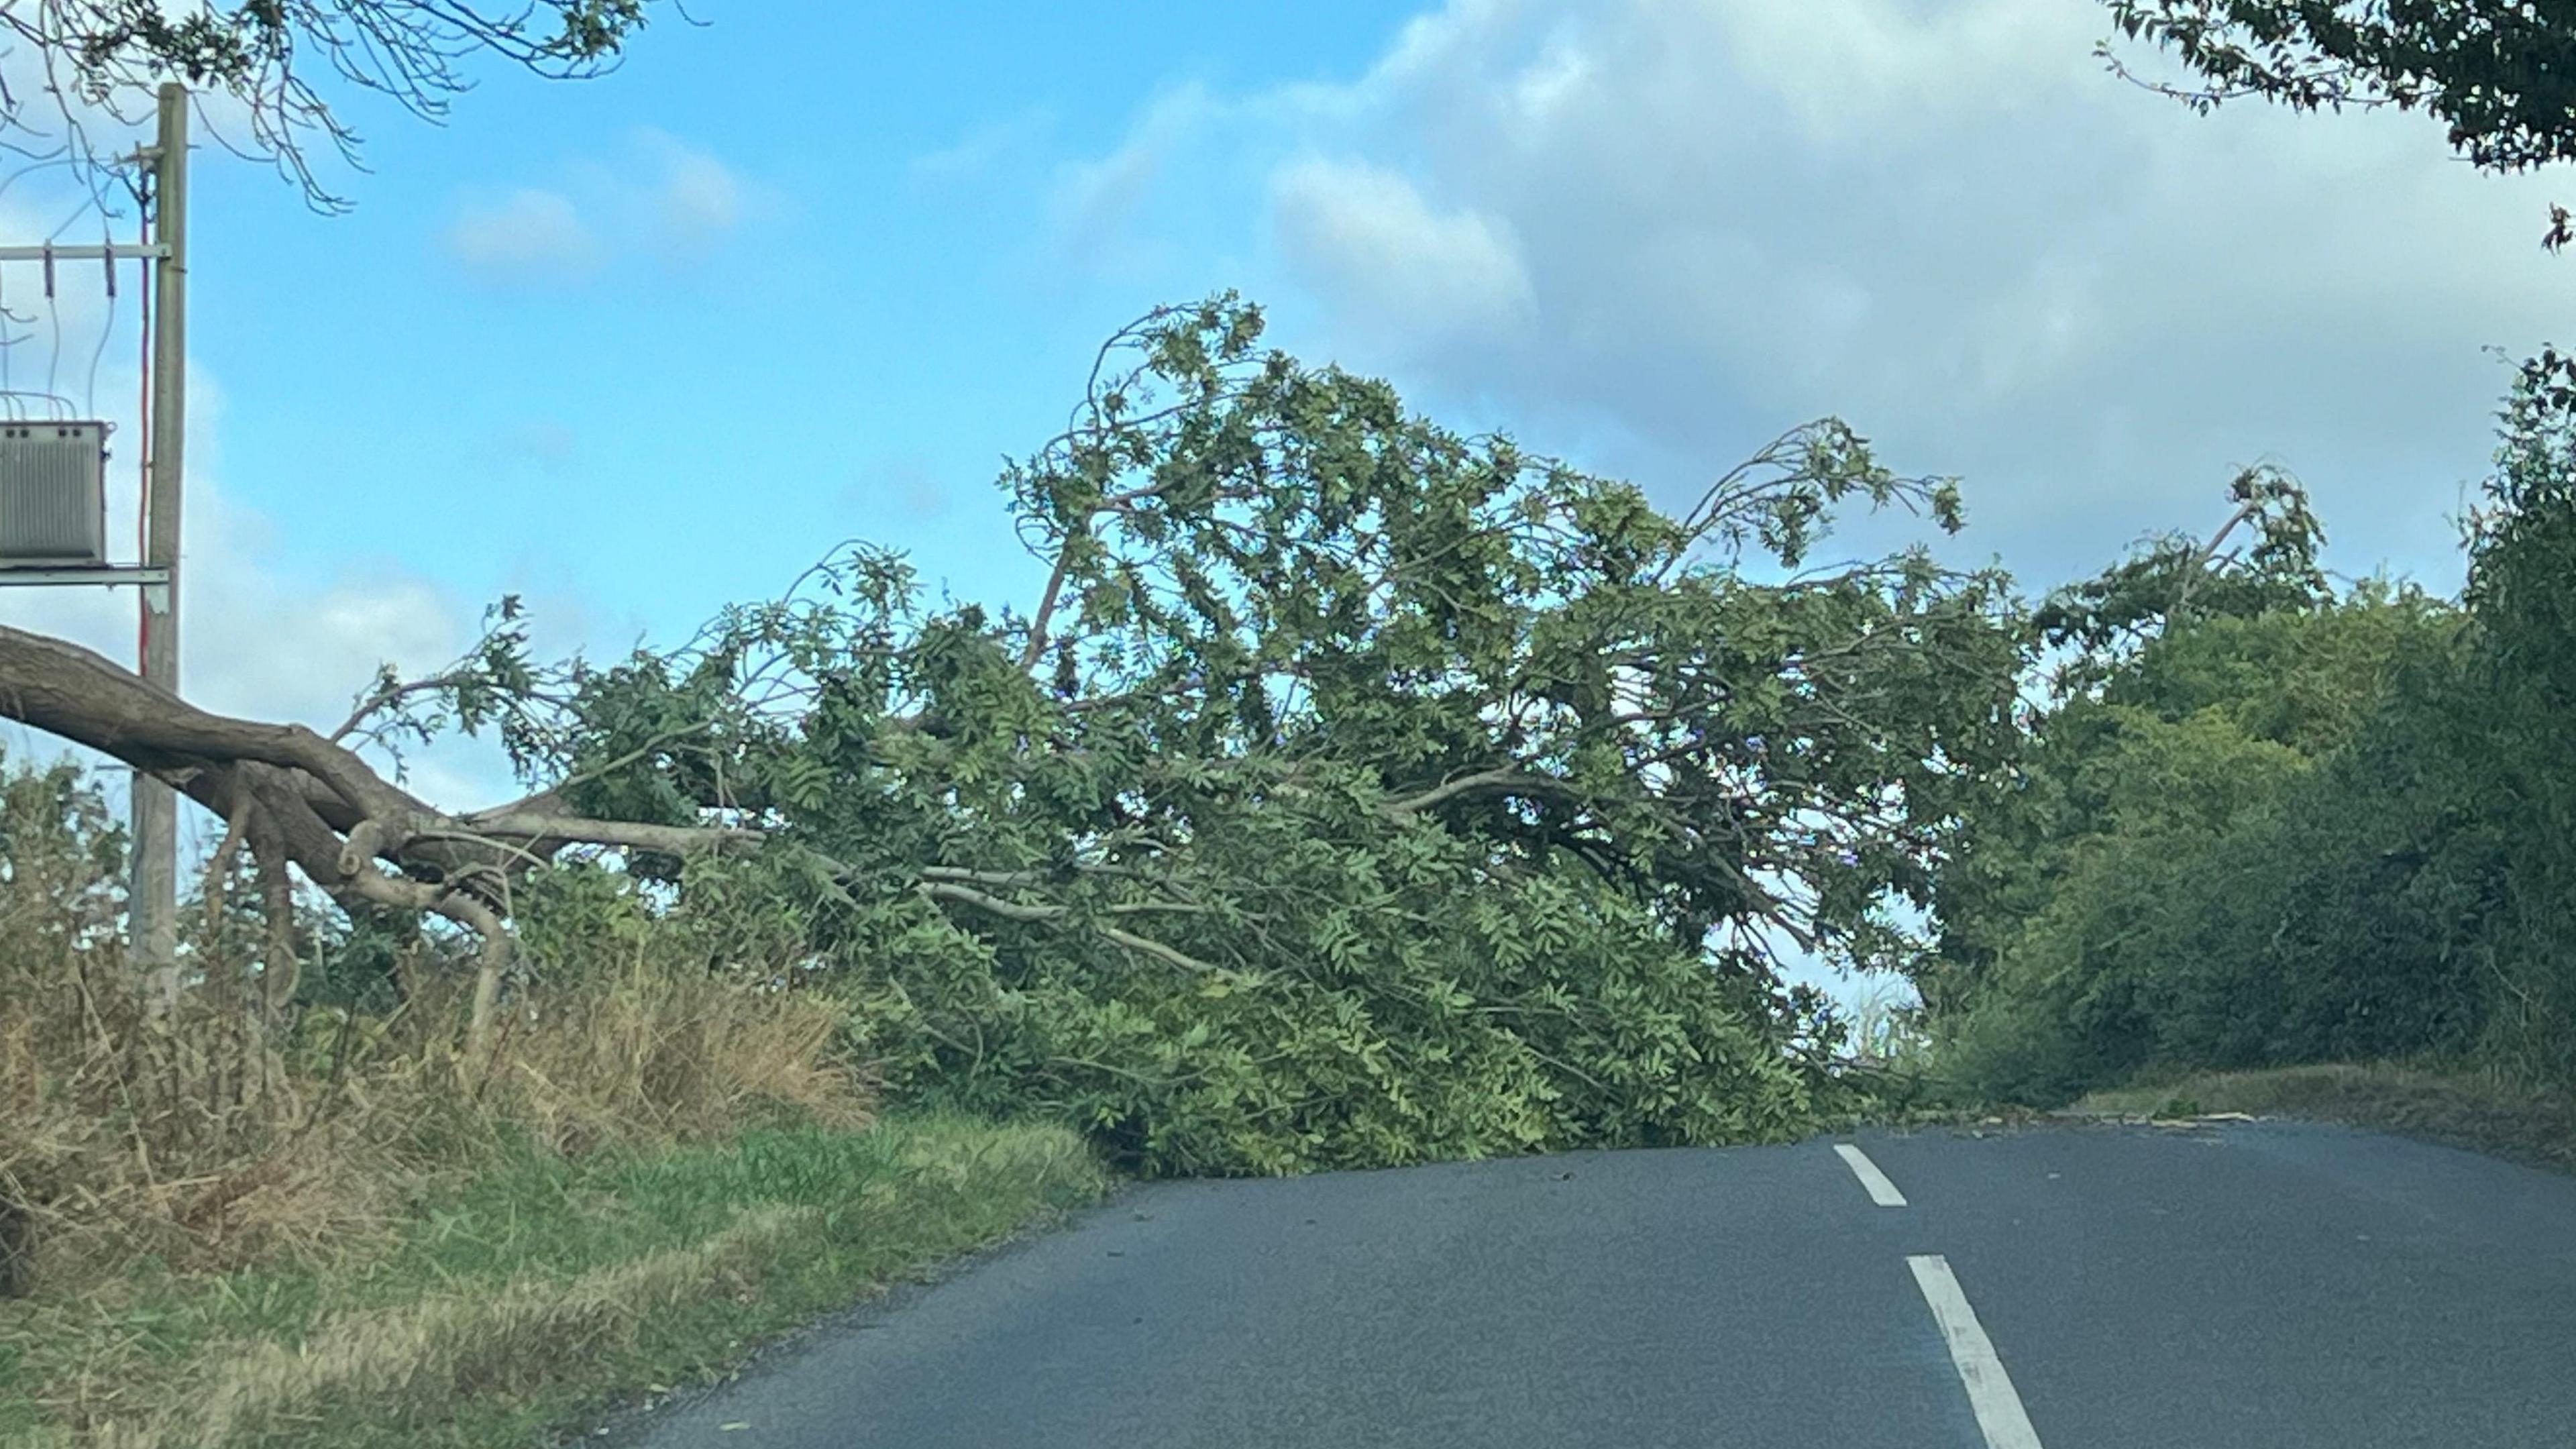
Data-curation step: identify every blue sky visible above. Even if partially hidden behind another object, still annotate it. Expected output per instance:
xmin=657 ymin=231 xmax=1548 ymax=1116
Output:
xmin=193 ymin=3 xmax=1408 ymax=647
xmin=3 ymin=0 xmax=2573 ymax=951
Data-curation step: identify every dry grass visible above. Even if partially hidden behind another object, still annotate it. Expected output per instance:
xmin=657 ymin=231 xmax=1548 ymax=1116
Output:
xmin=3 ymin=1117 xmax=1108 ymax=1448
xmin=2072 ymin=1061 xmax=2576 ymax=1177
xmin=0 ymin=765 xmax=1109 ymax=1447
xmin=0 ymin=927 xmax=873 ymax=1297
xmin=0 ymin=755 xmax=875 ymax=1298
xmin=65 ymin=1205 xmax=818 ymax=1449
xmin=484 ymin=951 xmax=870 ymax=1155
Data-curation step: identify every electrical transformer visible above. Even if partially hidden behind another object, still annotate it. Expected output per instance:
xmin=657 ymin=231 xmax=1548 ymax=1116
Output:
xmin=0 ymin=421 xmax=109 ymax=567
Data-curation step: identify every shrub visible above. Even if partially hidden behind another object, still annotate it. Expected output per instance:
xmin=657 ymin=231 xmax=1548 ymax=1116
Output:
xmin=0 ymin=761 xmax=870 ymax=1298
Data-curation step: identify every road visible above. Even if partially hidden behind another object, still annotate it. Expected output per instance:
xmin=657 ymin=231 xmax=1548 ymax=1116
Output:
xmin=615 ymin=1118 xmax=2576 ymax=1448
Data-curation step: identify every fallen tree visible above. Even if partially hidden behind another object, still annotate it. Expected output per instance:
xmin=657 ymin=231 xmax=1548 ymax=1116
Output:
xmin=0 ymin=295 xmax=2027 ymax=1171
xmin=0 ymin=619 xmax=739 ymax=1056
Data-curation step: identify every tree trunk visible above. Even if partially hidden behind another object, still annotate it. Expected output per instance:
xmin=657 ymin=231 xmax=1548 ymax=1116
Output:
xmin=0 ymin=625 xmax=739 ymax=1035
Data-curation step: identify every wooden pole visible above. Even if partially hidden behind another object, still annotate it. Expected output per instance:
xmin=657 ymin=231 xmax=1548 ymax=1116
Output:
xmin=132 ymin=83 xmax=186 ymax=974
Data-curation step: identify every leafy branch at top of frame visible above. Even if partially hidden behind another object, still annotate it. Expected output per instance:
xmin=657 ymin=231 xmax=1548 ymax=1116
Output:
xmin=0 ymin=0 xmax=680 ymax=210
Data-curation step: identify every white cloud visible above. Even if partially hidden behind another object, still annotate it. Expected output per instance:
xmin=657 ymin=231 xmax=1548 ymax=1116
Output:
xmin=1055 ymin=0 xmax=2576 ymax=591
xmin=443 ymin=187 xmax=600 ymax=284
xmin=638 ymin=129 xmax=745 ymax=256
xmin=1049 ymin=84 xmax=1218 ymax=268
xmin=443 ymin=130 xmax=755 ymax=284
xmin=1271 ymin=157 xmax=1535 ymax=349
xmin=913 ymin=109 xmax=1055 ymax=182
xmin=1709 ymin=0 xmax=2080 ymax=144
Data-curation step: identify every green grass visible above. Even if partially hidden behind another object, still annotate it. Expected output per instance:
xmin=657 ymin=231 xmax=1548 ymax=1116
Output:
xmin=0 ymin=1114 xmax=1112 ymax=1448
xmin=2072 ymin=1062 xmax=2576 ymax=1177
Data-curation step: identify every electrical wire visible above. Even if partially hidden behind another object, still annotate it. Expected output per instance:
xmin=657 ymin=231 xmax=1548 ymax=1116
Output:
xmin=0 ymin=153 xmax=81 ymax=211
xmin=84 ymin=227 xmax=115 ymax=417
xmin=2 ymin=140 xmax=141 ymax=408
xmin=45 ymin=195 xmax=93 ymax=243
xmin=44 ymin=266 xmax=59 ymax=399
xmin=0 ymin=390 xmax=78 ymax=420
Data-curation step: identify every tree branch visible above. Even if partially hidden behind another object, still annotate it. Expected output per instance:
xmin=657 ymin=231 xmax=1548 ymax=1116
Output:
xmin=1383 ymin=767 xmax=1582 ymax=816
xmin=916 ymin=879 xmax=1219 ymax=974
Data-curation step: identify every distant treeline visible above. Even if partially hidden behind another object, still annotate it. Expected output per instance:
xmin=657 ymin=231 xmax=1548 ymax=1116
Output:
xmin=1930 ymin=360 xmax=2576 ymax=1101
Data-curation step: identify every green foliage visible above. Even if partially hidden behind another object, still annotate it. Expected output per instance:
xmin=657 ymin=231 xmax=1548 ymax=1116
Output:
xmin=2100 ymin=1 xmax=2576 ymax=173
xmin=2029 ymin=463 xmax=2328 ymax=694
xmin=5 ymin=1 xmax=669 ymax=211
xmin=1941 ymin=360 xmax=2576 ymax=1103
xmin=830 ymin=802 xmax=1831 ymax=1175
xmin=1931 ymin=638 xmax=2390 ymax=1099
xmin=0 ymin=750 xmax=126 ymax=955
xmin=362 ymin=294 xmax=2023 ymax=1175
xmin=1930 ymin=469 xmax=2393 ymax=1008
xmin=2100 ymin=1 xmax=2576 ymax=248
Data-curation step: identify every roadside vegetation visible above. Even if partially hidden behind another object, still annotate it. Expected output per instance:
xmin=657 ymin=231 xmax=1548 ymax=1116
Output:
xmin=1887 ymin=1 xmax=2576 ymax=1167
xmin=1925 ymin=363 xmax=2576 ymax=1145
xmin=2075 ymin=1066 xmax=2576 ymax=1178
xmin=0 ymin=757 xmax=1106 ymax=1447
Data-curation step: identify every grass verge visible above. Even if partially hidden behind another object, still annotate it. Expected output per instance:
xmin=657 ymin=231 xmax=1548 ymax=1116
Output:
xmin=2072 ymin=1062 xmax=2576 ymax=1177
xmin=0 ymin=1114 xmax=1112 ymax=1449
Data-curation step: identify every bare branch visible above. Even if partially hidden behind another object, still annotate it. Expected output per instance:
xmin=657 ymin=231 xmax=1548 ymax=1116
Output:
xmin=459 ymin=812 xmax=767 ymax=858
xmin=1383 ymin=767 xmax=1581 ymax=816
xmin=329 ymin=668 xmax=482 ymax=743
xmin=917 ymin=879 xmax=1220 ymax=974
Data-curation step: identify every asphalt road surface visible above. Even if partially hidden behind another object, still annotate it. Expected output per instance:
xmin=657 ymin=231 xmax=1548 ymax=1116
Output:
xmin=614 ymin=1118 xmax=2576 ymax=1448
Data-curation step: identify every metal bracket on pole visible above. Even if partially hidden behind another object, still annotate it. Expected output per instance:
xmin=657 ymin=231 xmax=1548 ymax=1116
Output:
xmin=0 ymin=565 xmax=172 ymax=589
xmin=0 ymin=243 xmax=172 ymax=262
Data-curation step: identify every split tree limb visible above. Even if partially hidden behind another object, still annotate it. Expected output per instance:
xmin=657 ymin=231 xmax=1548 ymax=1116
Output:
xmin=0 ymin=623 xmax=1234 ymax=1028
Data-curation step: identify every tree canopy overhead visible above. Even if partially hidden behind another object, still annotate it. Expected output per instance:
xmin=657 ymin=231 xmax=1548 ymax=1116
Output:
xmin=2098 ymin=1 xmax=2576 ymax=246
xmin=2099 ymin=0 xmax=2576 ymax=168
xmin=1 ymin=0 xmax=669 ymax=205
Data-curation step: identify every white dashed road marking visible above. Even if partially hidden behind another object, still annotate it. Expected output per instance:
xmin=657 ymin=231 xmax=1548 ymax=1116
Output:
xmin=1909 ymin=1254 xmax=2045 ymax=1449
xmin=1833 ymin=1142 xmax=1909 ymax=1207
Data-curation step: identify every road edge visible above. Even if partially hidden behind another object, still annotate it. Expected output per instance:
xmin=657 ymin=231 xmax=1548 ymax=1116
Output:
xmin=2068 ymin=1063 xmax=2576 ymax=1179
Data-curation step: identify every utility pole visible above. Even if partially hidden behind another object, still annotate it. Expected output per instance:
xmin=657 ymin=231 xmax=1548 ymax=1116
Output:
xmin=0 ymin=86 xmax=187 ymax=975
xmin=131 ymin=82 xmax=188 ymax=969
